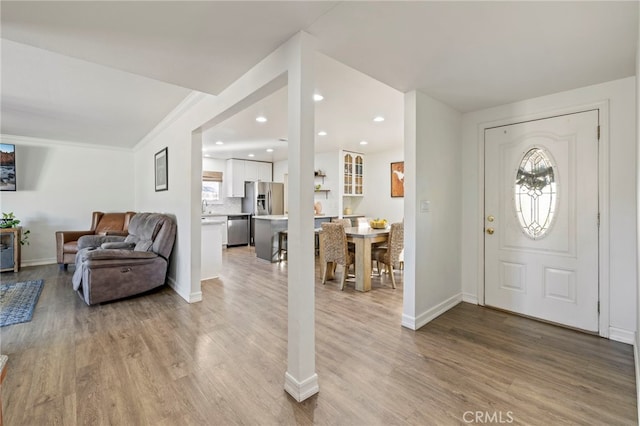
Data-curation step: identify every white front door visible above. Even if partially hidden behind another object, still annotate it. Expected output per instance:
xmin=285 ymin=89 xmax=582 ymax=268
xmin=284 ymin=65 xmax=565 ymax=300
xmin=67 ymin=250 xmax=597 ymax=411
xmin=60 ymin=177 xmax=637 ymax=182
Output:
xmin=484 ymin=110 xmax=599 ymax=331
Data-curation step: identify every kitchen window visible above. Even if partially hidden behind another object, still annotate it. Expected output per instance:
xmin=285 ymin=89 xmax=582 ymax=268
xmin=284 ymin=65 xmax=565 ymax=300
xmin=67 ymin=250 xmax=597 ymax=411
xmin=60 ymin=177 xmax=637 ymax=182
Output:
xmin=203 ymin=171 xmax=223 ymax=205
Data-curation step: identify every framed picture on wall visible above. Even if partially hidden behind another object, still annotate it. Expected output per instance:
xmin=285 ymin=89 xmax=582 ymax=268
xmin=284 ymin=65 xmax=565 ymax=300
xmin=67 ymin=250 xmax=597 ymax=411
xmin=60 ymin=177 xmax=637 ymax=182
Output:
xmin=154 ymin=147 xmax=168 ymax=192
xmin=391 ymin=161 xmax=404 ymax=198
xmin=0 ymin=143 xmax=16 ymax=191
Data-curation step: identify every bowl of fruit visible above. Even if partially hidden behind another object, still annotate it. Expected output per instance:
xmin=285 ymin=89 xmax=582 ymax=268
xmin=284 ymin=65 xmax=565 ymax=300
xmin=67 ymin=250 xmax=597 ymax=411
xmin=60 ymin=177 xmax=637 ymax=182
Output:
xmin=369 ymin=218 xmax=388 ymax=229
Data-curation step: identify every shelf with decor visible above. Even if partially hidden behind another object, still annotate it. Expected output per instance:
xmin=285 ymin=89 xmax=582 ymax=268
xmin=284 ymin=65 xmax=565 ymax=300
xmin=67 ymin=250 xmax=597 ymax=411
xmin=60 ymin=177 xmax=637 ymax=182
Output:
xmin=0 ymin=227 xmax=21 ymax=273
xmin=314 ymin=189 xmax=330 ymax=199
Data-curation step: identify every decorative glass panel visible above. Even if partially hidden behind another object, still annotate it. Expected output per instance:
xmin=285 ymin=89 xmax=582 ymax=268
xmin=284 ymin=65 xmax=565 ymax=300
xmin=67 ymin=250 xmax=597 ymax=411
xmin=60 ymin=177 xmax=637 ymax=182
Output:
xmin=515 ymin=148 xmax=557 ymax=239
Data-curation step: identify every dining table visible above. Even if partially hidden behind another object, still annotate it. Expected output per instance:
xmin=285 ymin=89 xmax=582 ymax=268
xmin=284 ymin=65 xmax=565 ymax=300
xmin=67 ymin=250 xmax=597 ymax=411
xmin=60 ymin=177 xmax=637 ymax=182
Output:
xmin=320 ymin=226 xmax=390 ymax=292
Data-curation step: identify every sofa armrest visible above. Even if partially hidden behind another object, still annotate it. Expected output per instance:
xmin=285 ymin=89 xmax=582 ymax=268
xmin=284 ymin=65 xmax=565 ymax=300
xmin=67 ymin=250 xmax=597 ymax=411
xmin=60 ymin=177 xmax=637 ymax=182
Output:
xmin=98 ymin=230 xmax=129 ymax=236
xmin=56 ymin=230 xmax=94 ymax=244
xmin=80 ymin=249 xmax=158 ymax=261
xmin=78 ymin=235 xmax=126 ymax=250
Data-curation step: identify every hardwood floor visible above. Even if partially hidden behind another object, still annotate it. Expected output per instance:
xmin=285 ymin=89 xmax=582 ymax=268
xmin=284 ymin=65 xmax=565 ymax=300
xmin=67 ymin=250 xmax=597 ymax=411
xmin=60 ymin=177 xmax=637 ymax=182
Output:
xmin=1 ymin=246 xmax=636 ymax=425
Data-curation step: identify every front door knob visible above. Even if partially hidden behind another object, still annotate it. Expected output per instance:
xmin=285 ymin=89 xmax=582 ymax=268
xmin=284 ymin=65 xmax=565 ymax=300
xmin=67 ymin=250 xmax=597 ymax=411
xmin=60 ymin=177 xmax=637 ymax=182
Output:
xmin=486 ymin=228 xmax=495 ymax=235
xmin=487 ymin=215 xmax=495 ymax=222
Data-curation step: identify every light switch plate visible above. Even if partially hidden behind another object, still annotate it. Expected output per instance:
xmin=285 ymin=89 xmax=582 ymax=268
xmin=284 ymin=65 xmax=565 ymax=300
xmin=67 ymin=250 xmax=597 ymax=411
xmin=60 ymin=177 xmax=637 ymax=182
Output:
xmin=420 ymin=200 xmax=430 ymax=212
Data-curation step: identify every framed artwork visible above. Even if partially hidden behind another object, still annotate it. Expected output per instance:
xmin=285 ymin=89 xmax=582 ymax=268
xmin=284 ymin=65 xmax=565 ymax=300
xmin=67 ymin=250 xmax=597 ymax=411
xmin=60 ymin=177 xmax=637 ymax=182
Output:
xmin=154 ymin=147 xmax=168 ymax=192
xmin=0 ymin=143 xmax=16 ymax=191
xmin=391 ymin=161 xmax=404 ymax=198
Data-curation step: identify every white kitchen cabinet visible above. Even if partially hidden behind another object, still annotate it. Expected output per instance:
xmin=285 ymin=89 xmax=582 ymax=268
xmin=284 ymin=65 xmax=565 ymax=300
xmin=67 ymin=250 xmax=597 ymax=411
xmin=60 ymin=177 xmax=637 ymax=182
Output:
xmin=341 ymin=151 xmax=364 ymax=196
xmin=201 ymin=221 xmax=223 ymax=280
xmin=244 ymin=162 xmax=258 ymax=182
xmin=221 ymin=217 xmax=228 ymax=245
xmin=226 ymin=159 xmax=273 ymax=197
xmin=256 ymin=161 xmax=272 ymax=181
xmin=226 ymin=159 xmax=246 ymax=197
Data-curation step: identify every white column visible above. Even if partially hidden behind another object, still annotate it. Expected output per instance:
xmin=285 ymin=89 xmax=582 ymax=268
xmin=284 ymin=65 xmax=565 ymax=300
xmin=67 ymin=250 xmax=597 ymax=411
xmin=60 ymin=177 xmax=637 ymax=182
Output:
xmin=284 ymin=32 xmax=319 ymax=401
xmin=190 ymin=129 xmax=203 ymax=302
xmin=402 ymin=92 xmax=417 ymax=328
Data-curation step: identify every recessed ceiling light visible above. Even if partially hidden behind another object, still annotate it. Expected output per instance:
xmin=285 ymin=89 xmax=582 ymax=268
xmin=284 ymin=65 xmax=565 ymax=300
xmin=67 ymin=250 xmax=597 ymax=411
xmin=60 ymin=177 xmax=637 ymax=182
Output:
xmin=215 ymin=140 xmax=224 ymax=145
xmin=266 ymin=148 xmax=274 ymax=153
xmin=373 ymin=116 xmax=385 ymax=122
xmin=317 ymin=131 xmax=327 ymax=136
xmin=248 ymin=153 xmax=255 ymax=157
xmin=256 ymin=116 xmax=267 ymax=123
xmin=313 ymin=94 xmax=324 ymax=102
xmin=204 ymin=154 xmax=211 ymax=158
xmin=360 ymin=141 xmax=368 ymax=145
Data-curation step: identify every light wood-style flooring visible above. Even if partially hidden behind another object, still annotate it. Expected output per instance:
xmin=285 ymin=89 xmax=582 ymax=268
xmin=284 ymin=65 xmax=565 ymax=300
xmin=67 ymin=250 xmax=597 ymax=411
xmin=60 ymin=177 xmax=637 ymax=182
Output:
xmin=1 ymin=246 xmax=636 ymax=425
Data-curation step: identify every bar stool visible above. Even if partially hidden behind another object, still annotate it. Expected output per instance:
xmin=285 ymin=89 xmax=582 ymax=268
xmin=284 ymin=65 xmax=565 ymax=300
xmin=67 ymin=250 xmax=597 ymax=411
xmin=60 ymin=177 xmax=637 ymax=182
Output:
xmin=278 ymin=230 xmax=288 ymax=261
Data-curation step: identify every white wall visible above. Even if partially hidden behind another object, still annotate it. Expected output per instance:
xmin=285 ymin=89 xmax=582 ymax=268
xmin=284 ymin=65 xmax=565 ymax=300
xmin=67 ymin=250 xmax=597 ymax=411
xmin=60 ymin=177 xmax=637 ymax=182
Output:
xmin=635 ymin=8 xmax=640 ymax=417
xmin=0 ymin=135 xmax=135 ymax=266
xmin=461 ymin=77 xmax=637 ymax=339
xmin=134 ymin=93 xmax=219 ymax=302
xmin=357 ymin=147 xmax=404 ymax=223
xmin=403 ymin=90 xmax=463 ymax=329
xmin=134 ymin=33 xmax=293 ymax=303
xmin=271 ymin=151 xmax=342 ymax=217
xmin=273 ymin=159 xmax=287 ymax=183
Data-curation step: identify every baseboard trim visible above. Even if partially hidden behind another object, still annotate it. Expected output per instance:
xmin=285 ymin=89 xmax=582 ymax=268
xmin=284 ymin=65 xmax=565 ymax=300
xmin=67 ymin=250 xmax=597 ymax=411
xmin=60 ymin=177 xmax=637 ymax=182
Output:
xmin=284 ymin=372 xmax=319 ymax=402
xmin=634 ymin=332 xmax=639 ymax=422
xmin=609 ymin=327 xmax=635 ymax=345
xmin=401 ymin=292 xmax=462 ymax=330
xmin=462 ymin=292 xmax=478 ymax=304
xmin=21 ymin=258 xmax=56 ymax=267
xmin=189 ymin=291 xmax=203 ymax=303
xmin=166 ymin=276 xmax=201 ymax=303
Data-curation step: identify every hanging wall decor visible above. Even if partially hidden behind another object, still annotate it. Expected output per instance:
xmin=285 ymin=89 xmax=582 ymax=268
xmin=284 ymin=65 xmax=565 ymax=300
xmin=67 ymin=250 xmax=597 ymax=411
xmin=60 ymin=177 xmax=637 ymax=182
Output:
xmin=391 ymin=161 xmax=404 ymax=197
xmin=154 ymin=147 xmax=168 ymax=192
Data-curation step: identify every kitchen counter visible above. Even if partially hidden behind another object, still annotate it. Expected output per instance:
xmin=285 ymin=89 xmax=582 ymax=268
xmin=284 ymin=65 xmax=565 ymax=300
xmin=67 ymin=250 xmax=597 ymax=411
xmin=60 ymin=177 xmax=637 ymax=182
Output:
xmin=202 ymin=217 xmax=227 ymax=225
xmin=253 ymin=214 xmax=364 ymax=262
xmin=254 ymin=214 xmax=363 ymax=221
xmin=202 ymin=213 xmax=251 ymax=218
xmin=201 ymin=220 xmax=223 ymax=280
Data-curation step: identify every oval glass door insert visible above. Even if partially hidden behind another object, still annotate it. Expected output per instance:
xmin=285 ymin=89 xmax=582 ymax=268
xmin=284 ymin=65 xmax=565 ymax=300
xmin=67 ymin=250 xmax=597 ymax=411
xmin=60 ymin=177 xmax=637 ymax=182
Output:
xmin=515 ymin=147 xmax=557 ymax=239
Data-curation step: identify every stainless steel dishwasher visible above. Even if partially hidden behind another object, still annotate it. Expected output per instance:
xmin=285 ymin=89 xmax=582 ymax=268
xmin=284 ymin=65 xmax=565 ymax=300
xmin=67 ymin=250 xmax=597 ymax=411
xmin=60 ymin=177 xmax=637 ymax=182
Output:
xmin=227 ymin=215 xmax=249 ymax=246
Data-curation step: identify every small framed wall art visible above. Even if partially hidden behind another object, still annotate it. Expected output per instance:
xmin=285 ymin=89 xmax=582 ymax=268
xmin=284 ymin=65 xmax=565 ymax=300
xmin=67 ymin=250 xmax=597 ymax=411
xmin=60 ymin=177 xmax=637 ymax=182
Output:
xmin=154 ymin=147 xmax=168 ymax=192
xmin=390 ymin=161 xmax=404 ymax=198
xmin=0 ymin=143 xmax=16 ymax=191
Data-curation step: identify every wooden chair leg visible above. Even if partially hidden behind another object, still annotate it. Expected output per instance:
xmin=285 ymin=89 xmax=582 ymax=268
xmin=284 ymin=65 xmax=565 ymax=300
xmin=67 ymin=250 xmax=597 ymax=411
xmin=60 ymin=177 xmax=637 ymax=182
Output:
xmin=340 ymin=264 xmax=347 ymax=291
xmin=322 ymin=262 xmax=328 ymax=284
xmin=390 ymin=265 xmax=396 ymax=289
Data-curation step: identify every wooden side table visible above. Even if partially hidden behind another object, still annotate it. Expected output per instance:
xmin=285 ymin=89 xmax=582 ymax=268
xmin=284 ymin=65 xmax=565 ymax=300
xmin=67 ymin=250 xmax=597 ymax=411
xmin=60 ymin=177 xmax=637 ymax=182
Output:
xmin=0 ymin=227 xmax=20 ymax=273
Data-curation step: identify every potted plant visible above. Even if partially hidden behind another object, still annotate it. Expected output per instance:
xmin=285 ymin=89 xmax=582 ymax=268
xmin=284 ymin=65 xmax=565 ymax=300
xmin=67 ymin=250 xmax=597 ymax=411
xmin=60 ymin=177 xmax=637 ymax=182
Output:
xmin=0 ymin=212 xmax=30 ymax=245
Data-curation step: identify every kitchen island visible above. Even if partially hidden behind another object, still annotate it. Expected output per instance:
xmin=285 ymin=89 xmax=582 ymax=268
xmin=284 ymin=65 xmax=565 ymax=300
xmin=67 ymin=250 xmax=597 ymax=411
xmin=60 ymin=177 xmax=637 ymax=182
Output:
xmin=201 ymin=217 xmax=225 ymax=279
xmin=253 ymin=214 xmax=364 ymax=262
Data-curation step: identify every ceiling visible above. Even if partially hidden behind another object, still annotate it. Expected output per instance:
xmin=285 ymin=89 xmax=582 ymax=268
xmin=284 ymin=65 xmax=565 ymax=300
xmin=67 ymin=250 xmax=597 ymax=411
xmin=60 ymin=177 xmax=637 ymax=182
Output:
xmin=202 ymin=53 xmax=404 ymax=162
xmin=1 ymin=1 xmax=637 ymax=154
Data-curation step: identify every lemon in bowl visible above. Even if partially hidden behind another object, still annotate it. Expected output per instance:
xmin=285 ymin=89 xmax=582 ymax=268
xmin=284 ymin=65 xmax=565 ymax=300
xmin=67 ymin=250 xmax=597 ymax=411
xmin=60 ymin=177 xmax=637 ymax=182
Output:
xmin=369 ymin=218 xmax=388 ymax=229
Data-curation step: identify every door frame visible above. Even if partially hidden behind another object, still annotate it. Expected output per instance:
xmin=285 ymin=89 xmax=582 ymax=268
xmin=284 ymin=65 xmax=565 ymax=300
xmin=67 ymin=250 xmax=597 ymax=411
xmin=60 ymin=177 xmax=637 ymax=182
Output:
xmin=476 ymin=101 xmax=610 ymax=338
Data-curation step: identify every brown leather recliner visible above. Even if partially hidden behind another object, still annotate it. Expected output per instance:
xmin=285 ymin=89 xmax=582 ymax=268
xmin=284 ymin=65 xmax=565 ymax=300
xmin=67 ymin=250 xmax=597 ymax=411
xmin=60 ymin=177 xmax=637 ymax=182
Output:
xmin=55 ymin=211 xmax=136 ymax=270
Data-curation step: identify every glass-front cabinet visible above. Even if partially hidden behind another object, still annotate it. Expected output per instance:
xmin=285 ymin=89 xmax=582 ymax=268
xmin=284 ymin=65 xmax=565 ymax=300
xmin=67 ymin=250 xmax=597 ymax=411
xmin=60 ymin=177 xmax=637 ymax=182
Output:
xmin=342 ymin=151 xmax=364 ymax=196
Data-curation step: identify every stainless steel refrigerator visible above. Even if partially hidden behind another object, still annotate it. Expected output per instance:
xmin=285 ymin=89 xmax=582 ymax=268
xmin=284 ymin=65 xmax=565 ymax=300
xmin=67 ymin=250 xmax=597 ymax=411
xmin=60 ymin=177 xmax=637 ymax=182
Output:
xmin=242 ymin=181 xmax=284 ymax=245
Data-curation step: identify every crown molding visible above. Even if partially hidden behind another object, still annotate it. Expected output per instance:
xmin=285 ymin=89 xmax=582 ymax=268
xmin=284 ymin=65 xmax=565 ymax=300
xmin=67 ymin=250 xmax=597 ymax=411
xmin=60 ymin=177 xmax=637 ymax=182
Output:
xmin=0 ymin=134 xmax=132 ymax=152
